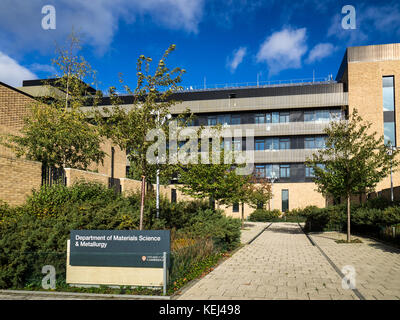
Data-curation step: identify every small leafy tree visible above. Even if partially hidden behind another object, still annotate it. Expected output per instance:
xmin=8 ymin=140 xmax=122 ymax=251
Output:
xmin=96 ymin=45 xmax=187 ymax=185
xmin=245 ymin=176 xmax=273 ymax=211
xmin=306 ymin=109 xmax=399 ymax=242
xmin=1 ymin=31 xmax=105 ymax=169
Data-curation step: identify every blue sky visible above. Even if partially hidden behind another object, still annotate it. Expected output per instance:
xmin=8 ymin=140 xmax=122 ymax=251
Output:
xmin=0 ymin=0 xmax=399 ymax=92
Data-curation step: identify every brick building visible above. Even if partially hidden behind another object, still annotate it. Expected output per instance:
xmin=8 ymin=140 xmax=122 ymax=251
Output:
xmin=1 ymin=43 xmax=400 ymax=216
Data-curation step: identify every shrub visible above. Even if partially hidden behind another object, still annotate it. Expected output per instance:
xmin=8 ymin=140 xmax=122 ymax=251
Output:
xmin=177 ymin=209 xmax=241 ymax=251
xmin=249 ymin=209 xmax=281 ymax=222
xmin=0 ymin=181 xmax=240 ymax=289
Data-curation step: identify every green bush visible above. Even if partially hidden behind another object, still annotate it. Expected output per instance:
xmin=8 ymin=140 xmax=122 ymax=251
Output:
xmin=249 ymin=209 xmax=281 ymax=222
xmin=177 ymin=209 xmax=241 ymax=251
xmin=0 ymin=181 xmax=240 ymax=289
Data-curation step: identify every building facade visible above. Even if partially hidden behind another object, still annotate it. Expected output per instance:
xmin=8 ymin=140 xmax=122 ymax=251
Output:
xmin=9 ymin=43 xmax=400 ymax=218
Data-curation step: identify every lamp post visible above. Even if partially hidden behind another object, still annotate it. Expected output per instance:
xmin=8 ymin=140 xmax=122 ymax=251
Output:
xmin=269 ymin=171 xmax=278 ymax=210
xmin=387 ymin=144 xmax=397 ymax=203
xmin=154 ymin=111 xmax=171 ymax=219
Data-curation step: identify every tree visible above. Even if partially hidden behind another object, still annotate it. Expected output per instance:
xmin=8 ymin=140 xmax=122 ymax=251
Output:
xmin=245 ymin=176 xmax=273 ymax=211
xmin=96 ymin=45 xmax=187 ymax=186
xmin=305 ymin=109 xmax=399 ymax=242
xmin=1 ymin=31 xmax=105 ymax=169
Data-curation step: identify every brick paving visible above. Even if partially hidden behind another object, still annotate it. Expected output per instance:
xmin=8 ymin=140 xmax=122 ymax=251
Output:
xmin=240 ymin=222 xmax=269 ymax=244
xmin=177 ymin=223 xmax=400 ymax=300
xmin=309 ymin=232 xmax=400 ymax=300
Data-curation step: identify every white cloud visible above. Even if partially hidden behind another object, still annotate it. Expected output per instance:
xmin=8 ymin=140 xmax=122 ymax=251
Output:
xmin=29 ymin=63 xmax=56 ymax=75
xmin=306 ymin=43 xmax=336 ymax=63
xmin=0 ymin=52 xmax=37 ymax=87
xmin=256 ymin=27 xmax=308 ymax=75
xmin=0 ymin=0 xmax=205 ymax=55
xmin=227 ymin=47 xmax=247 ymax=73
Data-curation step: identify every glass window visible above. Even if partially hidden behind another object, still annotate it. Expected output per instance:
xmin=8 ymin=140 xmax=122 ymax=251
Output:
xmin=316 ymin=110 xmax=330 ymax=122
xmin=208 ymin=116 xmax=217 ymax=126
xmin=315 ymin=137 xmax=326 ymax=149
xmin=383 ymin=76 xmax=395 ymax=112
xmin=266 ymin=164 xmax=279 ymax=179
xmin=255 ymin=165 xmax=265 ymax=178
xmin=266 ymin=138 xmax=272 ymax=150
xmin=282 ymin=189 xmax=289 ymax=212
xmin=384 ymin=122 xmax=396 ymax=146
xmin=231 ymin=115 xmax=241 ymax=125
xmin=272 ymin=164 xmax=280 ymax=178
xmin=304 ymin=111 xmax=315 ymax=122
xmin=279 ymin=138 xmax=290 ymax=150
xmin=279 ymin=112 xmax=289 ymax=123
xmin=266 ymin=113 xmax=272 ymax=123
xmin=330 ymin=110 xmax=342 ymax=121
xmin=223 ymin=140 xmax=232 ymax=151
xmin=280 ymin=165 xmax=290 ymax=178
xmin=255 ymin=114 xmax=265 ymax=124
xmin=266 ymin=138 xmax=279 ymax=150
xmin=232 ymin=202 xmax=239 ymax=213
xmin=273 ymin=138 xmax=279 ymax=150
xmin=233 ymin=139 xmax=242 ymax=151
xmin=305 ymin=137 xmax=315 ymax=149
xmin=305 ymin=167 xmax=315 ymax=177
xmin=272 ymin=112 xmax=280 ymax=123
xmin=255 ymin=139 xmax=265 ymax=151
xmin=266 ymin=164 xmax=272 ymax=178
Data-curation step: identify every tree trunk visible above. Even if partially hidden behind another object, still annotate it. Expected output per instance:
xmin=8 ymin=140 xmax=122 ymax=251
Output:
xmin=140 ymin=176 xmax=146 ymax=230
xmin=347 ymin=194 xmax=351 ymax=243
xmin=241 ymin=202 xmax=244 ymax=228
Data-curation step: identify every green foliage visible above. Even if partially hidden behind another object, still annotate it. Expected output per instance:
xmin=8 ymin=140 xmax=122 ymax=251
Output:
xmin=1 ymin=31 xmax=105 ymax=169
xmin=0 ymin=182 xmax=241 ymax=289
xmin=176 ymin=209 xmax=242 ymax=251
xmin=249 ymin=209 xmax=281 ymax=222
xmin=96 ymin=44 xmax=187 ymax=183
xmin=298 ymin=200 xmax=400 ymax=236
xmin=306 ymin=109 xmax=399 ymax=199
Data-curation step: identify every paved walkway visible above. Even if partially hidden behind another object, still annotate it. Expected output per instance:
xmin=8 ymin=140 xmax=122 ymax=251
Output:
xmin=310 ymin=232 xmax=400 ymax=300
xmin=177 ymin=223 xmax=400 ymax=300
xmin=240 ymin=222 xmax=269 ymax=244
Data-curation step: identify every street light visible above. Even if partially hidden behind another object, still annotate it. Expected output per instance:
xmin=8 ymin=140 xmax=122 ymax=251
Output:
xmin=154 ymin=111 xmax=172 ymax=219
xmin=269 ymin=171 xmax=278 ymax=210
xmin=387 ymin=143 xmax=398 ymax=203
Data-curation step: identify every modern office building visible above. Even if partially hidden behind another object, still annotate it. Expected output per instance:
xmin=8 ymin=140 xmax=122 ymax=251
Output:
xmin=8 ymin=42 xmax=400 ymax=217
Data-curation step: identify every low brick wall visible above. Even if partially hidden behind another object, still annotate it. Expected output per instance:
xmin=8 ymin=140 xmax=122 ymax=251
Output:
xmin=0 ymin=156 xmax=42 ymax=206
xmin=64 ymin=168 xmax=109 ymax=187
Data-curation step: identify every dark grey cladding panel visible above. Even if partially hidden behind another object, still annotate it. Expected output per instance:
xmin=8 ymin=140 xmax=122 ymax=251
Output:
xmin=168 ymin=83 xmax=345 ymax=102
xmin=95 ymin=82 xmax=345 ymax=106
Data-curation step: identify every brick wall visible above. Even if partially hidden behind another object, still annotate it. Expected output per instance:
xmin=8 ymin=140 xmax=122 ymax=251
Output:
xmin=346 ymin=59 xmax=400 ymax=196
xmin=0 ymin=82 xmax=34 ymax=129
xmin=0 ymin=156 xmax=42 ymax=206
xmin=64 ymin=168 xmax=109 ymax=187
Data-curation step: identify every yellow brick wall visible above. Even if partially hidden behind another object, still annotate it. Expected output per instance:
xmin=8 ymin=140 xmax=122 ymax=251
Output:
xmin=346 ymin=59 xmax=400 ymax=194
xmin=222 ymin=182 xmax=326 ymax=219
xmin=64 ymin=168 xmax=109 ymax=187
xmin=0 ymin=156 xmax=42 ymax=206
xmin=0 ymin=83 xmax=34 ymax=129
